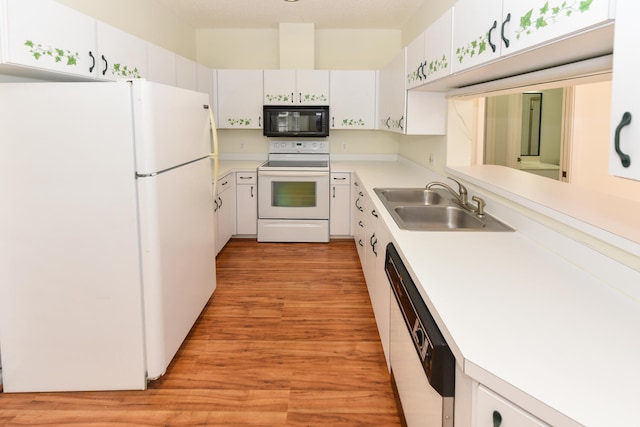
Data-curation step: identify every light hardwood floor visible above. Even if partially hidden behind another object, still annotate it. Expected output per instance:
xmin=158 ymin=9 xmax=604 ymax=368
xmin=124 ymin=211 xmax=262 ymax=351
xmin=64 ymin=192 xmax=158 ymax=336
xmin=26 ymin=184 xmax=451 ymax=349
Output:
xmin=0 ymin=239 xmax=401 ymax=426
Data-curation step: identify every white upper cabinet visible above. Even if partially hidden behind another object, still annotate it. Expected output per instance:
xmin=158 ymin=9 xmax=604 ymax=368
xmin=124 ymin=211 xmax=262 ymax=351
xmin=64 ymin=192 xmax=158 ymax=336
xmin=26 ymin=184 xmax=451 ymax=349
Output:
xmin=329 ymin=70 xmax=377 ymax=130
xmin=407 ymin=8 xmax=453 ymax=89
xmin=217 ymin=69 xmax=263 ymax=129
xmin=176 ymin=55 xmax=197 ymax=90
xmin=503 ymin=0 xmax=615 ymax=56
xmin=0 ymin=0 xmax=97 ymax=79
xmin=609 ymin=0 xmax=639 ymax=181
xmin=95 ymin=22 xmax=147 ymax=81
xmin=452 ymin=0 xmax=504 ymax=73
xmin=406 ymin=33 xmax=425 ymax=90
xmin=377 ymin=49 xmax=406 ymax=134
xmin=453 ymin=0 xmax=615 ymax=74
xmin=146 ymin=44 xmax=176 ymax=86
xmin=263 ymin=69 xmax=329 ymax=105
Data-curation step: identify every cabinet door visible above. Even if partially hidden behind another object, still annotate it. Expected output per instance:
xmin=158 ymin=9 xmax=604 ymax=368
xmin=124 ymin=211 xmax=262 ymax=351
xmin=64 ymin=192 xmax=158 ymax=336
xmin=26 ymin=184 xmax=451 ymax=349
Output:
xmin=197 ymin=65 xmax=214 ymax=107
xmin=147 ymin=43 xmax=176 ymax=86
xmin=476 ymin=385 xmax=548 ymax=427
xmin=452 ymin=0 xmax=503 ymax=73
xmin=503 ymin=0 xmax=614 ymax=57
xmin=378 ymin=49 xmax=406 ymax=134
xmin=2 ymin=0 xmax=97 ymax=78
xmin=215 ymin=173 xmax=236 ymax=254
xmin=329 ymin=172 xmax=351 ymax=236
xmin=263 ymin=69 xmax=296 ymax=104
xmin=609 ymin=0 xmax=639 ymax=181
xmin=423 ymin=7 xmax=454 ymax=84
xmin=371 ymin=212 xmax=391 ymax=368
xmin=236 ymin=171 xmax=257 ymax=235
xmin=217 ymin=69 xmax=263 ymax=129
xmin=296 ymin=69 xmax=329 ymax=104
xmin=96 ymin=22 xmax=147 ymax=81
xmin=330 ymin=70 xmax=376 ymax=130
xmin=352 ymin=177 xmax=367 ymax=265
xmin=176 ymin=55 xmax=197 ymax=90
xmin=406 ymin=32 xmax=425 ymax=89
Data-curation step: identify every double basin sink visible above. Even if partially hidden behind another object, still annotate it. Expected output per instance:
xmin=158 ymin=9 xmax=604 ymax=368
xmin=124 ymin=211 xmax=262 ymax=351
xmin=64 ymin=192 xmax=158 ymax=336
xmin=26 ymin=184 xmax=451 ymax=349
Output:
xmin=374 ymin=187 xmax=514 ymax=232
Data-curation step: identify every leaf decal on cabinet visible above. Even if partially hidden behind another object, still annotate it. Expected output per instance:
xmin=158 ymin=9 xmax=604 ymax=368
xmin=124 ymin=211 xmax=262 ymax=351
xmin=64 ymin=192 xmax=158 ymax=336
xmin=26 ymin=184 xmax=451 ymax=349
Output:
xmin=25 ymin=40 xmax=79 ymax=66
xmin=227 ymin=118 xmax=252 ymax=126
xmin=515 ymin=0 xmax=595 ymax=40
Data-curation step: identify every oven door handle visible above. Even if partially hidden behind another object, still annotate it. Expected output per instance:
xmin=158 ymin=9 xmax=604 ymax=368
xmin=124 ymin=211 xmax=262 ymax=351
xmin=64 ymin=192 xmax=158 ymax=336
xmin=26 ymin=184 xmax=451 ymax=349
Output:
xmin=258 ymin=171 xmax=329 ymax=177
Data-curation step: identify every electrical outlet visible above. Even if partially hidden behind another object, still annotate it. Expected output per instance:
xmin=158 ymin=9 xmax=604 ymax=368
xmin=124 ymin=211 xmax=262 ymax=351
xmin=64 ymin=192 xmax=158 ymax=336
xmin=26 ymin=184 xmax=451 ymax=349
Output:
xmin=342 ymin=143 xmax=348 ymax=151
xmin=428 ymin=153 xmax=435 ymax=165
xmin=240 ymin=142 xmax=245 ymax=150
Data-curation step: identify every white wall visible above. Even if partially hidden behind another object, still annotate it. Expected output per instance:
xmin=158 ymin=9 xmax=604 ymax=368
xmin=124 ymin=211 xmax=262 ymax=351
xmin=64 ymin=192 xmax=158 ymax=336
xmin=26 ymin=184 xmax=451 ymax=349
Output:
xmin=54 ymin=0 xmax=197 ymax=59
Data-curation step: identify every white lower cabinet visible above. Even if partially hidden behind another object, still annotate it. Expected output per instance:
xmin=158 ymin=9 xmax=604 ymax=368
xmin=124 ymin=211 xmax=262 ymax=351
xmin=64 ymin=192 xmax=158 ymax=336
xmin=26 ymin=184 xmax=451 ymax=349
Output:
xmin=366 ymin=201 xmax=391 ymax=368
xmin=476 ymin=385 xmax=548 ymax=427
xmin=214 ymin=172 xmax=236 ymax=254
xmin=330 ymin=172 xmax=351 ymax=236
xmin=353 ymin=178 xmax=390 ymax=368
xmin=352 ymin=176 xmax=367 ymax=265
xmin=235 ymin=171 xmax=257 ymax=235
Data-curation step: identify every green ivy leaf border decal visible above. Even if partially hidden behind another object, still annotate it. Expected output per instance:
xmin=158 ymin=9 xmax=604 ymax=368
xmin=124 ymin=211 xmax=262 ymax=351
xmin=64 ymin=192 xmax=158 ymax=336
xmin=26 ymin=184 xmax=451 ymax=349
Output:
xmin=112 ymin=63 xmax=142 ymax=78
xmin=455 ymin=34 xmax=489 ymax=64
xmin=407 ymin=54 xmax=449 ymax=85
xmin=302 ymin=93 xmax=328 ymax=102
xmin=516 ymin=0 xmax=594 ymax=40
xmin=341 ymin=118 xmax=366 ymax=127
xmin=24 ymin=40 xmax=79 ymax=66
xmin=227 ymin=118 xmax=252 ymax=126
xmin=265 ymin=94 xmax=291 ymax=102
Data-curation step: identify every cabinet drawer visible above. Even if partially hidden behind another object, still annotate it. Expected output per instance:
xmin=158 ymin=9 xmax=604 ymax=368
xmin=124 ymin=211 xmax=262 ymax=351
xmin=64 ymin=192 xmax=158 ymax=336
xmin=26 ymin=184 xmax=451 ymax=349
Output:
xmin=217 ymin=172 xmax=235 ymax=194
xmin=476 ymin=385 xmax=548 ymax=427
xmin=331 ymin=172 xmax=350 ymax=185
xmin=236 ymin=171 xmax=257 ymax=184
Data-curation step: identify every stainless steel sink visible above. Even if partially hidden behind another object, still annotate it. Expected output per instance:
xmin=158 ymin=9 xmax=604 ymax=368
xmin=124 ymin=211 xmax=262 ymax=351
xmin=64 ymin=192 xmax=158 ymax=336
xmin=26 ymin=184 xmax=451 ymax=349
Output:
xmin=375 ymin=188 xmax=448 ymax=205
xmin=374 ymin=187 xmax=514 ymax=232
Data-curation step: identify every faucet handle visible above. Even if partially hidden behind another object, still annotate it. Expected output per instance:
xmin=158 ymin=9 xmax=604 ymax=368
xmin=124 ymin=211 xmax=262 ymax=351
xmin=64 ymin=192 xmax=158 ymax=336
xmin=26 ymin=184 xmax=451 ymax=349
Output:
xmin=472 ymin=195 xmax=485 ymax=217
xmin=447 ymin=177 xmax=467 ymax=194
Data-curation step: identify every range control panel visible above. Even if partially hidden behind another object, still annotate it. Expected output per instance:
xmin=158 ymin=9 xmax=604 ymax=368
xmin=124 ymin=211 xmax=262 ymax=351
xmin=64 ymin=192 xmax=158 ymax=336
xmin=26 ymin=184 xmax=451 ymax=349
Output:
xmin=268 ymin=140 xmax=329 ymax=154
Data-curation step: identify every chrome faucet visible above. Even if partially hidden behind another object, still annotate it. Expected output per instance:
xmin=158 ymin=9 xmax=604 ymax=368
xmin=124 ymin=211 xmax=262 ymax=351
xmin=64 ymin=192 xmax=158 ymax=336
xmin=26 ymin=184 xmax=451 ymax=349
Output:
xmin=426 ymin=177 xmax=486 ymax=217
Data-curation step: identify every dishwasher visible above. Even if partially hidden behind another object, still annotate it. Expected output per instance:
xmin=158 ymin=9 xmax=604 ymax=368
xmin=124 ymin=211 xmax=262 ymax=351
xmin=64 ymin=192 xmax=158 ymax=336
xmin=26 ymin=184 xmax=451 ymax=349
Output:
xmin=385 ymin=243 xmax=456 ymax=427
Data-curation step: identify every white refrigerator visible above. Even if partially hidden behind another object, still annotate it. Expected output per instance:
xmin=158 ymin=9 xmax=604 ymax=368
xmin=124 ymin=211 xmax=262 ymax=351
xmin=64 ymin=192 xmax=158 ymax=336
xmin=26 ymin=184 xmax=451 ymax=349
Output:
xmin=0 ymin=80 xmax=218 ymax=392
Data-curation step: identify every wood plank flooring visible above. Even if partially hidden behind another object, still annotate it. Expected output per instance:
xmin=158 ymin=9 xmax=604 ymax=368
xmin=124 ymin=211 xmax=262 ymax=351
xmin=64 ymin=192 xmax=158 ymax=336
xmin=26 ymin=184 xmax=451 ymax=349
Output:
xmin=0 ymin=239 xmax=401 ymax=426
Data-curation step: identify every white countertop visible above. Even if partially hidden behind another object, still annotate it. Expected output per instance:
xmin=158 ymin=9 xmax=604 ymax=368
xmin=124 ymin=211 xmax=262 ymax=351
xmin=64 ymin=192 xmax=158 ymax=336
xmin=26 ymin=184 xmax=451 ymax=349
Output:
xmin=332 ymin=159 xmax=640 ymax=426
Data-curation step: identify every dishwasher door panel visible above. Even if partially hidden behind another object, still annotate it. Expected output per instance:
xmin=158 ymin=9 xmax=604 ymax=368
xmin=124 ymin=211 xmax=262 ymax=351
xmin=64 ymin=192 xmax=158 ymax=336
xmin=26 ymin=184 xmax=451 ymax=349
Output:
xmin=390 ymin=296 xmax=444 ymax=426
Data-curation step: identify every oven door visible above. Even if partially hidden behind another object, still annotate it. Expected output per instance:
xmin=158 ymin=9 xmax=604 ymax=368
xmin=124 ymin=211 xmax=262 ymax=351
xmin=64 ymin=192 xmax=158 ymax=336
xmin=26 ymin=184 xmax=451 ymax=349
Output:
xmin=258 ymin=169 xmax=330 ymax=220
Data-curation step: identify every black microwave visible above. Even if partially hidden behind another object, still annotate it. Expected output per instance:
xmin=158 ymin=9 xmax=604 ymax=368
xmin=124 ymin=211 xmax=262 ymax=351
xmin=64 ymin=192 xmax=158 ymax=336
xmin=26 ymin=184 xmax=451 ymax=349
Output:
xmin=263 ymin=105 xmax=330 ymax=138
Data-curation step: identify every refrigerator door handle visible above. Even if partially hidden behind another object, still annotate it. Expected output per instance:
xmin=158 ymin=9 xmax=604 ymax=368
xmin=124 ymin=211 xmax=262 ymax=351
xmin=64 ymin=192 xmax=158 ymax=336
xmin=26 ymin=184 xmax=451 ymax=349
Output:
xmin=136 ymin=156 xmax=209 ymax=178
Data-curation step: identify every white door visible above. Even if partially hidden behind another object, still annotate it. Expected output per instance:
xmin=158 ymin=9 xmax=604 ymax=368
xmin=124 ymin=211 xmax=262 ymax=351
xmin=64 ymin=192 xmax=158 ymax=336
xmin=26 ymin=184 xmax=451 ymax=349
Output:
xmin=0 ymin=82 xmax=146 ymax=392
xmin=330 ymin=70 xmax=377 ymax=129
xmin=96 ymin=22 xmax=147 ymax=80
xmin=147 ymin=43 xmax=176 ymax=86
xmin=217 ymin=69 xmax=264 ymax=128
xmin=452 ymin=0 xmax=504 ymax=73
xmin=2 ymin=0 xmax=97 ymax=78
xmin=264 ymin=69 xmax=296 ymax=104
xmin=296 ymin=70 xmax=329 ymax=104
xmin=137 ymin=158 xmax=216 ymax=379
xmin=131 ymin=81 xmax=211 ymax=174
xmin=609 ymin=0 xmax=640 ymax=181
xmin=503 ymin=0 xmax=615 ymax=57
xmin=423 ymin=8 xmax=454 ymax=84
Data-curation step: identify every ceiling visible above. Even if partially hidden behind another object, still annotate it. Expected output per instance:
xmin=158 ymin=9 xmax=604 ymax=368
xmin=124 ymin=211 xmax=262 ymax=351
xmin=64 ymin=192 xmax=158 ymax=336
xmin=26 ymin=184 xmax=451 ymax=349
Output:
xmin=155 ymin=0 xmax=427 ymax=30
